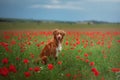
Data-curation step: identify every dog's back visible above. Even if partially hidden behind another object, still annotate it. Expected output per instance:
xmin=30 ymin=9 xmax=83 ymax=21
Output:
xmin=40 ymin=40 xmax=57 ymax=64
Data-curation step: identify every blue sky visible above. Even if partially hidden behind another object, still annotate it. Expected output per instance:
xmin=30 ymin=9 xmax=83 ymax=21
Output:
xmin=0 ymin=0 xmax=120 ymax=22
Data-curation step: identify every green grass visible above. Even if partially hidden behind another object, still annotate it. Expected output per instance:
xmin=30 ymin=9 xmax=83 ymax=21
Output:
xmin=0 ymin=30 xmax=120 ymax=80
xmin=0 ymin=22 xmax=120 ymax=30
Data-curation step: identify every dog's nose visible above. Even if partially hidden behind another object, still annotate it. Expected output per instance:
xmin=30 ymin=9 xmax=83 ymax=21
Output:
xmin=57 ymin=34 xmax=62 ymax=40
xmin=58 ymin=36 xmax=61 ymax=40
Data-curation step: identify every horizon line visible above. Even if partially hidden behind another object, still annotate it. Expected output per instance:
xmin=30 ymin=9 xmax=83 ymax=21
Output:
xmin=0 ymin=17 xmax=120 ymax=23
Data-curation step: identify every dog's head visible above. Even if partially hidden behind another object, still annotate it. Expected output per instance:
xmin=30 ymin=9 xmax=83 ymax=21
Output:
xmin=53 ymin=29 xmax=66 ymax=42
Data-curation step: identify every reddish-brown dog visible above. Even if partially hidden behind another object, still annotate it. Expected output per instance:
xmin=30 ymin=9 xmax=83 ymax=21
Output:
xmin=36 ymin=29 xmax=65 ymax=64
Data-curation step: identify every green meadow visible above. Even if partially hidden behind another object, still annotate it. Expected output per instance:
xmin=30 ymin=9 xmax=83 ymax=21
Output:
xmin=0 ymin=21 xmax=120 ymax=31
xmin=0 ymin=21 xmax=120 ymax=80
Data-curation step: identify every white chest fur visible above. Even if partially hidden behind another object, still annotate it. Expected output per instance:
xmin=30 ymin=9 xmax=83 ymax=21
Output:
xmin=56 ymin=43 xmax=62 ymax=57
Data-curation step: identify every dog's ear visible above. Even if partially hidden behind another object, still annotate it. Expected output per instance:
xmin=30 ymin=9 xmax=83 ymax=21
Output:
xmin=53 ymin=29 xmax=58 ymax=35
xmin=62 ymin=31 xmax=66 ymax=36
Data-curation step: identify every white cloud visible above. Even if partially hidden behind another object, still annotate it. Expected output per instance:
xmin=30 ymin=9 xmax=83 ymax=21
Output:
xmin=30 ymin=0 xmax=84 ymax=10
xmin=31 ymin=4 xmax=83 ymax=10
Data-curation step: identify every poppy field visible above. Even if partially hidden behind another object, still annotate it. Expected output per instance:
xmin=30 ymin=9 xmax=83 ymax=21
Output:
xmin=0 ymin=30 xmax=120 ymax=80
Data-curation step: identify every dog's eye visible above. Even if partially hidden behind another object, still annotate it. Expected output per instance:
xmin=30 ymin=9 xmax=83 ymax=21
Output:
xmin=56 ymin=32 xmax=59 ymax=35
xmin=60 ymin=33 xmax=62 ymax=35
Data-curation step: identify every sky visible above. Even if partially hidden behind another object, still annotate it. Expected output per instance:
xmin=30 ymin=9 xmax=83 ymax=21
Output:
xmin=0 ymin=0 xmax=120 ymax=22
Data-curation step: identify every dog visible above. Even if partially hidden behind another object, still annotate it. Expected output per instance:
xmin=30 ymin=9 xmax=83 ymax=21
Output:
xmin=36 ymin=29 xmax=65 ymax=64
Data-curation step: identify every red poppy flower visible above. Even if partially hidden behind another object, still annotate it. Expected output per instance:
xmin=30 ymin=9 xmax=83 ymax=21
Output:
xmin=76 ymin=56 xmax=80 ymax=59
xmin=91 ymin=67 xmax=99 ymax=76
xmin=4 ymin=35 xmax=10 ymax=40
xmin=107 ymin=44 xmax=111 ymax=48
xmin=80 ymin=58 xmax=84 ymax=61
xmin=101 ymin=41 xmax=104 ymax=46
xmin=70 ymin=47 xmax=75 ymax=50
xmin=0 ymin=67 xmax=9 ymax=77
xmin=57 ymin=61 xmax=62 ymax=65
xmin=78 ymin=50 xmax=81 ymax=52
xmin=117 ymin=40 xmax=120 ymax=43
xmin=76 ymin=41 xmax=80 ymax=45
xmin=36 ymin=43 xmax=40 ymax=47
xmin=41 ymin=41 xmax=44 ymax=45
xmin=97 ymin=40 xmax=101 ymax=45
xmin=23 ymin=59 xmax=29 ymax=64
xmin=11 ymin=40 xmax=16 ymax=45
xmin=111 ymin=68 xmax=120 ymax=72
xmin=65 ymin=41 xmax=69 ymax=45
xmin=47 ymin=64 xmax=54 ymax=70
xmin=101 ymin=77 xmax=105 ymax=80
xmin=9 ymin=64 xmax=17 ymax=73
xmin=103 ymin=55 xmax=107 ymax=59
xmin=91 ymin=42 xmax=94 ymax=46
xmin=91 ymin=68 xmax=97 ymax=72
xmin=82 ymin=40 xmax=85 ymax=43
xmin=66 ymin=73 xmax=71 ymax=77
xmin=1 ymin=42 xmax=8 ymax=47
xmin=84 ymin=53 xmax=88 ymax=57
xmin=30 ymin=53 xmax=34 ymax=58
xmin=27 ymin=41 xmax=31 ymax=45
xmin=18 ymin=37 xmax=21 ymax=40
xmin=94 ymin=70 xmax=99 ymax=76
xmin=20 ymin=49 xmax=25 ymax=53
xmin=84 ymin=44 xmax=87 ymax=48
xmin=90 ymin=62 xmax=95 ymax=66
xmin=2 ymin=58 xmax=8 ymax=64
xmin=73 ymin=44 xmax=76 ymax=47
xmin=5 ymin=47 xmax=10 ymax=52
xmin=85 ymin=59 xmax=89 ymax=63
xmin=16 ymin=57 xmax=20 ymax=61
xmin=24 ymin=71 xmax=31 ymax=78
xmin=34 ymin=67 xmax=40 ymax=72
xmin=29 ymin=68 xmax=33 ymax=71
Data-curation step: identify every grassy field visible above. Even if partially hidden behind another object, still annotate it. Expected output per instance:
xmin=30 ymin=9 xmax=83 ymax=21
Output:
xmin=0 ymin=22 xmax=120 ymax=31
xmin=0 ymin=22 xmax=120 ymax=80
